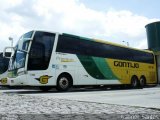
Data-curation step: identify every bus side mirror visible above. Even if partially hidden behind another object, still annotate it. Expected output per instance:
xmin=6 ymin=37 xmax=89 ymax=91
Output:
xmin=3 ymin=47 xmax=14 ymax=58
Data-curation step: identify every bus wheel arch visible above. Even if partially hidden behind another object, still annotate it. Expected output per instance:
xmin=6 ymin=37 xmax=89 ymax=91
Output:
xmin=139 ymin=75 xmax=146 ymax=88
xmin=56 ymin=72 xmax=73 ymax=91
xmin=131 ymin=75 xmax=139 ymax=88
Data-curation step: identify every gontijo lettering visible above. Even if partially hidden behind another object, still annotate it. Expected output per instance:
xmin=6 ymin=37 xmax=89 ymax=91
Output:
xmin=114 ymin=61 xmax=139 ymax=68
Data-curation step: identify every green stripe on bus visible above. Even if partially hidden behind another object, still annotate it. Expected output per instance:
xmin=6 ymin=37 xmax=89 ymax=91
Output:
xmin=77 ymin=55 xmax=105 ymax=79
xmin=77 ymin=55 xmax=119 ymax=80
xmin=92 ymin=57 xmax=118 ymax=80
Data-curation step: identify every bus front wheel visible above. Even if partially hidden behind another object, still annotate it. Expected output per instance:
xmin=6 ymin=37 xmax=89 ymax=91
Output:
xmin=56 ymin=74 xmax=72 ymax=91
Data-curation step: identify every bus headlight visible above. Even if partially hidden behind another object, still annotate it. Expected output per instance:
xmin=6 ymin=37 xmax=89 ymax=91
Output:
xmin=17 ymin=71 xmax=27 ymax=76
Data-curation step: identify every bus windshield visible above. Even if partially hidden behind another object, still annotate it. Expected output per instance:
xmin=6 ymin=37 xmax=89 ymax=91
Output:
xmin=8 ymin=31 xmax=33 ymax=71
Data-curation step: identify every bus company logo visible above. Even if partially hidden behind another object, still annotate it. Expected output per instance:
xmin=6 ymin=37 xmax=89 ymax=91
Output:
xmin=0 ymin=78 xmax=7 ymax=84
xmin=114 ymin=61 xmax=139 ymax=68
xmin=61 ymin=58 xmax=75 ymax=62
xmin=35 ymin=75 xmax=52 ymax=84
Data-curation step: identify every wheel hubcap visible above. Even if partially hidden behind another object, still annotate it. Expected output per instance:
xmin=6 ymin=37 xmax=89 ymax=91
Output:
xmin=140 ymin=78 xmax=144 ymax=86
xmin=132 ymin=79 xmax=137 ymax=87
xmin=59 ymin=77 xmax=69 ymax=89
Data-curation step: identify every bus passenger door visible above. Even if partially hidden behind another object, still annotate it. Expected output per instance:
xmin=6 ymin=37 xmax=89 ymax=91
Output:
xmin=27 ymin=41 xmax=55 ymax=86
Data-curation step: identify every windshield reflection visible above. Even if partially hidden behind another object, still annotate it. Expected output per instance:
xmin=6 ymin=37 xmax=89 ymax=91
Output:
xmin=8 ymin=48 xmax=28 ymax=71
xmin=15 ymin=51 xmax=26 ymax=69
xmin=8 ymin=31 xmax=33 ymax=71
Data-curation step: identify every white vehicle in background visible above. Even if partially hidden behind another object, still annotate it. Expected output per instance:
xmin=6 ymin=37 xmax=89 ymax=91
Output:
xmin=0 ymin=52 xmax=11 ymax=87
xmin=3 ymin=30 xmax=157 ymax=91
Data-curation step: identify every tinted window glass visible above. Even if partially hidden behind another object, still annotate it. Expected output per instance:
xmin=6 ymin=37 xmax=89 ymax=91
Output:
xmin=22 ymin=31 xmax=33 ymax=39
xmin=56 ymin=35 xmax=154 ymax=64
xmin=28 ymin=32 xmax=55 ymax=70
xmin=0 ymin=53 xmax=11 ymax=74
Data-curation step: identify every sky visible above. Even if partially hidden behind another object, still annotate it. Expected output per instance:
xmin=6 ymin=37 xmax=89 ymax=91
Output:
xmin=0 ymin=0 xmax=159 ymax=51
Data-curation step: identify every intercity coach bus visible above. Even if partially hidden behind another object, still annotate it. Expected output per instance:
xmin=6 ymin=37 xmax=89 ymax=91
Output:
xmin=0 ymin=52 xmax=11 ymax=86
xmin=3 ymin=30 xmax=157 ymax=91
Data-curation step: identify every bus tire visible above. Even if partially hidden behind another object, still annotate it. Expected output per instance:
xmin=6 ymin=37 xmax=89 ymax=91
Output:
xmin=131 ymin=76 xmax=139 ymax=88
xmin=140 ymin=76 xmax=146 ymax=88
xmin=56 ymin=74 xmax=72 ymax=91
xmin=39 ymin=86 xmax=52 ymax=92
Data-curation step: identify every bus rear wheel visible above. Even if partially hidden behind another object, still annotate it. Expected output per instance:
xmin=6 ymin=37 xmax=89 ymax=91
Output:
xmin=139 ymin=76 xmax=146 ymax=88
xmin=131 ymin=76 xmax=139 ymax=88
xmin=56 ymin=74 xmax=72 ymax=91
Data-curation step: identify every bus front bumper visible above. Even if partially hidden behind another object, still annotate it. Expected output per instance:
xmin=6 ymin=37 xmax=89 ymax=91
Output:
xmin=8 ymin=75 xmax=27 ymax=86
